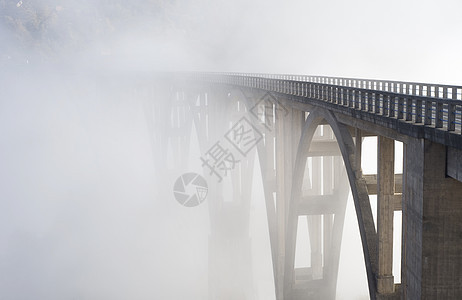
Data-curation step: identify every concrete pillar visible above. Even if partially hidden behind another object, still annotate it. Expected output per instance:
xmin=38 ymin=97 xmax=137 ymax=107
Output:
xmin=323 ymin=155 xmax=334 ymax=274
xmin=206 ymin=89 xmax=255 ymax=300
xmin=403 ymin=139 xmax=462 ymax=299
xmin=355 ymin=128 xmax=363 ymax=178
xmin=308 ymin=155 xmax=323 ymax=280
xmin=377 ymin=136 xmax=395 ymax=293
xmin=308 ymin=215 xmax=323 ymax=280
xmin=275 ymin=108 xmax=286 ymax=300
xmin=275 ymin=105 xmax=301 ymax=299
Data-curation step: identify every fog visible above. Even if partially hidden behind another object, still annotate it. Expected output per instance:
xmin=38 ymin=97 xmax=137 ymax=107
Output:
xmin=1 ymin=0 xmax=461 ymax=299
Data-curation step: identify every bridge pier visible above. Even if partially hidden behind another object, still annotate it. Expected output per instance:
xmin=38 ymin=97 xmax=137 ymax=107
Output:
xmin=202 ymin=89 xmax=256 ymax=300
xmin=403 ymin=138 xmax=462 ymax=299
xmin=377 ymin=136 xmax=395 ymax=294
xmin=275 ymin=105 xmax=304 ymax=300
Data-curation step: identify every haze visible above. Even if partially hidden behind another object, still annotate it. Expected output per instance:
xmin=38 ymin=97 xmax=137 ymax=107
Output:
xmin=0 ymin=0 xmax=461 ymax=299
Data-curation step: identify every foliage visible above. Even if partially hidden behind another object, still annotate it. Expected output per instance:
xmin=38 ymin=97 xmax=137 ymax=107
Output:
xmin=0 ymin=0 xmax=175 ymax=62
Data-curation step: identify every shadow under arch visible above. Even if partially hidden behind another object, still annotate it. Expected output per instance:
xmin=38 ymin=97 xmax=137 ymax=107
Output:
xmin=285 ymin=107 xmax=378 ymax=300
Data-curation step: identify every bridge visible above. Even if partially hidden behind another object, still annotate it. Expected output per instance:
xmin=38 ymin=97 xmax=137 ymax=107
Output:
xmin=144 ymin=72 xmax=462 ymax=300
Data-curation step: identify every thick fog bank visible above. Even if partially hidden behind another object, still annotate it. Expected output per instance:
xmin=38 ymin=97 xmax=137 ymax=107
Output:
xmin=1 ymin=0 xmax=461 ymax=299
xmin=0 ymin=68 xmax=212 ymax=299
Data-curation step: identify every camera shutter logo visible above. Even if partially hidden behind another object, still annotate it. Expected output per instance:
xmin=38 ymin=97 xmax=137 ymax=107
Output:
xmin=173 ymin=173 xmax=208 ymax=207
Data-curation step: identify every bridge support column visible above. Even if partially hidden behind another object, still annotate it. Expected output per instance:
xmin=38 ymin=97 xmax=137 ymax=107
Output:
xmin=403 ymin=139 xmax=462 ymax=299
xmin=355 ymin=128 xmax=363 ymax=178
xmin=377 ymin=136 xmax=395 ymax=294
xmin=275 ymin=106 xmax=304 ymax=300
xmin=308 ymin=156 xmax=323 ymax=280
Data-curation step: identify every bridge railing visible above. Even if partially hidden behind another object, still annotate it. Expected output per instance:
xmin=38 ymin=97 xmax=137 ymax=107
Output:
xmin=190 ymin=73 xmax=462 ymax=134
xmin=215 ymin=72 xmax=462 ymax=100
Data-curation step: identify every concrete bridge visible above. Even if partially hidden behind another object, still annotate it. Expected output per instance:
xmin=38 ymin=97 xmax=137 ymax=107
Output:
xmin=143 ymin=72 xmax=462 ymax=300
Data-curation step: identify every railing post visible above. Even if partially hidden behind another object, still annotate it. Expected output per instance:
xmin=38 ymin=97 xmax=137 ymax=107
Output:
xmin=448 ymin=87 xmax=458 ymax=131
xmin=415 ymin=97 xmax=423 ymax=123
xmin=375 ymin=93 xmax=381 ymax=114
xmin=368 ymin=92 xmax=374 ymax=112
xmin=329 ymin=86 xmax=333 ymax=103
xmin=435 ymin=86 xmax=444 ymax=128
xmin=425 ymin=87 xmax=433 ymax=126
xmin=361 ymin=90 xmax=366 ymax=110
xmin=342 ymin=88 xmax=347 ymax=106
xmin=406 ymin=85 xmax=413 ymax=121
xmin=448 ymin=102 xmax=456 ymax=131
xmin=397 ymin=96 xmax=404 ymax=119
xmin=425 ymin=100 xmax=433 ymax=126
xmin=406 ymin=97 xmax=413 ymax=121
xmin=354 ymin=90 xmax=360 ymax=109
xmin=348 ymin=89 xmax=353 ymax=108
xmin=383 ymin=94 xmax=390 ymax=116
xmin=390 ymin=95 xmax=396 ymax=118
xmin=335 ymin=87 xmax=340 ymax=104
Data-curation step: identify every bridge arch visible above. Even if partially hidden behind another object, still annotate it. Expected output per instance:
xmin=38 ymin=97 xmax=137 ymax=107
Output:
xmin=285 ymin=107 xmax=377 ymax=299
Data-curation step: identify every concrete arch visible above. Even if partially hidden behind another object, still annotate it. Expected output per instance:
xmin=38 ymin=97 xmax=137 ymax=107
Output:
xmin=217 ymin=87 xmax=291 ymax=298
xmin=285 ymin=107 xmax=378 ymax=299
xmin=186 ymin=87 xmax=258 ymax=300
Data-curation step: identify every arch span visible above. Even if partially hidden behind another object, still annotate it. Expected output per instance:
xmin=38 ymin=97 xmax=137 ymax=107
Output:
xmin=285 ymin=107 xmax=378 ymax=300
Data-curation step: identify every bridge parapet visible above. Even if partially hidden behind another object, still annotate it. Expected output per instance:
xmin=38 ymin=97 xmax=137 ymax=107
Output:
xmin=201 ymin=72 xmax=462 ymax=100
xmin=186 ymin=72 xmax=462 ymax=150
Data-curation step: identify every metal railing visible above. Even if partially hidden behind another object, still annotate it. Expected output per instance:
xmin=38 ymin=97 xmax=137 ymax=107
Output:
xmin=189 ymin=72 xmax=462 ymax=134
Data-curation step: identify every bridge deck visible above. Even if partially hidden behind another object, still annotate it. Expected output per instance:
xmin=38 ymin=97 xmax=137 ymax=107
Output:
xmin=186 ymin=72 xmax=462 ymax=150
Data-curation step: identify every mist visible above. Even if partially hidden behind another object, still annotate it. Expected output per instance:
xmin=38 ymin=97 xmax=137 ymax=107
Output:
xmin=1 ymin=0 xmax=461 ymax=299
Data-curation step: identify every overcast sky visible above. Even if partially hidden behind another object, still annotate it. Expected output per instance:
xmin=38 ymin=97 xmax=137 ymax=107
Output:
xmin=102 ymin=0 xmax=462 ymax=85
